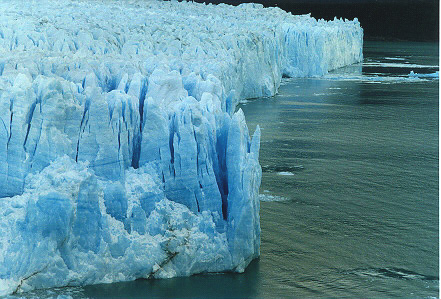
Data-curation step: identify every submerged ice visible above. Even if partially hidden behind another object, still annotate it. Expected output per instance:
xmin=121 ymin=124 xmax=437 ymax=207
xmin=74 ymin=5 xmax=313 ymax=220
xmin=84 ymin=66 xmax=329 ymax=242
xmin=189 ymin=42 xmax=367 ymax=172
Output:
xmin=0 ymin=0 xmax=362 ymax=295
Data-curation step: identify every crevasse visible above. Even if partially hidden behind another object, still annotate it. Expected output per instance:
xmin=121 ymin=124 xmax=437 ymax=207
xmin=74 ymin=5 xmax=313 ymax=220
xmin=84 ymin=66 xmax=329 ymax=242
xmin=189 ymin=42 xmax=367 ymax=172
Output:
xmin=0 ymin=0 xmax=363 ymax=295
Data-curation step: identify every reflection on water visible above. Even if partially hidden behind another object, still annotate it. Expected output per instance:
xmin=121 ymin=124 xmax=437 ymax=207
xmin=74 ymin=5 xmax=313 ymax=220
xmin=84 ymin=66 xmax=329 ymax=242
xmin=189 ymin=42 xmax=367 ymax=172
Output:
xmin=83 ymin=260 xmax=261 ymax=298
xmin=238 ymin=40 xmax=438 ymax=298
xmin=14 ymin=41 xmax=439 ymax=299
xmin=19 ymin=261 xmax=262 ymax=298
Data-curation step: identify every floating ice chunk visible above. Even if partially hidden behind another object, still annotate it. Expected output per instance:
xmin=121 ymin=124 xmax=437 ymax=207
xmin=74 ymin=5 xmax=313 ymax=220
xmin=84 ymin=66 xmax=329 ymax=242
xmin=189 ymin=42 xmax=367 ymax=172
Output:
xmin=364 ymin=62 xmax=439 ymax=69
xmin=277 ymin=171 xmax=295 ymax=176
xmin=258 ymin=193 xmax=290 ymax=202
xmin=384 ymin=57 xmax=406 ymax=61
xmin=408 ymin=70 xmax=439 ymax=78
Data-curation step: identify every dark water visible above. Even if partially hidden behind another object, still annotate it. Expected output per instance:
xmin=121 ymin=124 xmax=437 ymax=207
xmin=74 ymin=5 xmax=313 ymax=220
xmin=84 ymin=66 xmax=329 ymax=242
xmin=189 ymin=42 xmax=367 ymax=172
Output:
xmin=17 ymin=41 xmax=439 ymax=298
xmin=240 ymin=40 xmax=439 ymax=298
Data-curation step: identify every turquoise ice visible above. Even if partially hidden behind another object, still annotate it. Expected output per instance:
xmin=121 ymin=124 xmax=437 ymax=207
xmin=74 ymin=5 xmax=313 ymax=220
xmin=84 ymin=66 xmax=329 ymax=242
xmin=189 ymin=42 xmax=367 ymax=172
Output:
xmin=0 ymin=0 xmax=363 ymax=295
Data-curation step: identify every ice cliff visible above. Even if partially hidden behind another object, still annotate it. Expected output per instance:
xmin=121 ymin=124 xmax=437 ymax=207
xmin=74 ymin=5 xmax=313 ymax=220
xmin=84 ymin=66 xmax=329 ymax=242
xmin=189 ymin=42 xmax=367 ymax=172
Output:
xmin=0 ymin=0 xmax=363 ymax=295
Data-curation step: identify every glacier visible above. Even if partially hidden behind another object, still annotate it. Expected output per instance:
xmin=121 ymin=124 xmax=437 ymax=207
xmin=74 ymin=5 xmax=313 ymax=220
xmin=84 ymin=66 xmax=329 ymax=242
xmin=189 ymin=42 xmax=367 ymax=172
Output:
xmin=0 ymin=0 xmax=363 ymax=295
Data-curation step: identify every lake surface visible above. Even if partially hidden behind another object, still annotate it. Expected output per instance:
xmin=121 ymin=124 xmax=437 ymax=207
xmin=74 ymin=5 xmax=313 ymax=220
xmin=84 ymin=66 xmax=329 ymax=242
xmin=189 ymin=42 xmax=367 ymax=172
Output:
xmin=238 ymin=40 xmax=439 ymax=298
xmin=15 ymin=41 xmax=439 ymax=298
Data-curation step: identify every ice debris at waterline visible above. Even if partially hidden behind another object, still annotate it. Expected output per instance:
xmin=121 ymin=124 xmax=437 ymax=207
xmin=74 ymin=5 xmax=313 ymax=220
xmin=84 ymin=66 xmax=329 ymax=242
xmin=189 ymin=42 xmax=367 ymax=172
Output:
xmin=0 ymin=0 xmax=363 ymax=295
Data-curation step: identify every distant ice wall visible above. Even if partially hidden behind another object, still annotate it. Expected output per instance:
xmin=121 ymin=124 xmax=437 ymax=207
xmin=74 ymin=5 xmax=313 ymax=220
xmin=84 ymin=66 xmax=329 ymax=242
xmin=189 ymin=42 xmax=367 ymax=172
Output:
xmin=0 ymin=0 xmax=362 ymax=295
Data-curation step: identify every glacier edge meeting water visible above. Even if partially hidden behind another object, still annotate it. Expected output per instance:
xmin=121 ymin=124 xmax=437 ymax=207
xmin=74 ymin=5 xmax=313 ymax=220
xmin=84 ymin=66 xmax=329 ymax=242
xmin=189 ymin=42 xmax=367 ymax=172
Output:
xmin=0 ymin=0 xmax=362 ymax=295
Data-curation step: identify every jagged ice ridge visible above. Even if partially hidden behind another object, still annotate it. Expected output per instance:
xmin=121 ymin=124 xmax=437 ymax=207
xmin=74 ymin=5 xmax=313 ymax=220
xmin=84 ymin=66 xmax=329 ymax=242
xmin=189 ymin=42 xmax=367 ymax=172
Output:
xmin=0 ymin=0 xmax=363 ymax=295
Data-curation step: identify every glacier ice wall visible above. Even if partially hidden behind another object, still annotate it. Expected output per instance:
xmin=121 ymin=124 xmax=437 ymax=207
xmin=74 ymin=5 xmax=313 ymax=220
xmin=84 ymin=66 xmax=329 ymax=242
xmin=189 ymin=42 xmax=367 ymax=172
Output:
xmin=0 ymin=0 xmax=362 ymax=295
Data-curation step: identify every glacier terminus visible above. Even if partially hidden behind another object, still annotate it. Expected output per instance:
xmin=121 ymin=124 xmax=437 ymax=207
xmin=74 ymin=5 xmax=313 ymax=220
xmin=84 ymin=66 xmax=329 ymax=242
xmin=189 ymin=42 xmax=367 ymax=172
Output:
xmin=0 ymin=0 xmax=363 ymax=295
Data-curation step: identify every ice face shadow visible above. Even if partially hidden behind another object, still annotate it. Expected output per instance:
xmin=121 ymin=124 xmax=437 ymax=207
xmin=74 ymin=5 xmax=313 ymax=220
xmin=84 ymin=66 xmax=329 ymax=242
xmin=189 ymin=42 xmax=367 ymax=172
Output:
xmin=82 ymin=259 xmax=261 ymax=298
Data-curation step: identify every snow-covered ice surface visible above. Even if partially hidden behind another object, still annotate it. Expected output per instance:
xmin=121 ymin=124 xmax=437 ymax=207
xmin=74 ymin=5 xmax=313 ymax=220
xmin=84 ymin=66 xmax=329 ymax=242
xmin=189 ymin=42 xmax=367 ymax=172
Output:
xmin=0 ymin=0 xmax=362 ymax=295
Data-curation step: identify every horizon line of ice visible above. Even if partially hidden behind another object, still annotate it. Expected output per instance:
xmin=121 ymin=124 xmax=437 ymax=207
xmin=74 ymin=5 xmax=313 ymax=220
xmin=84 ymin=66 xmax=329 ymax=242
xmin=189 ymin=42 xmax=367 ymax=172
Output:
xmin=0 ymin=0 xmax=363 ymax=296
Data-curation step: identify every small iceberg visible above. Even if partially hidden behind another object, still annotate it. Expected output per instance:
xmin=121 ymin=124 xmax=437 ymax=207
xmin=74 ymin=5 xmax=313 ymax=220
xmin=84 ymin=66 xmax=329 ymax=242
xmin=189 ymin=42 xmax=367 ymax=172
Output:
xmin=259 ymin=192 xmax=290 ymax=202
xmin=408 ymin=70 xmax=439 ymax=78
xmin=277 ymin=171 xmax=295 ymax=176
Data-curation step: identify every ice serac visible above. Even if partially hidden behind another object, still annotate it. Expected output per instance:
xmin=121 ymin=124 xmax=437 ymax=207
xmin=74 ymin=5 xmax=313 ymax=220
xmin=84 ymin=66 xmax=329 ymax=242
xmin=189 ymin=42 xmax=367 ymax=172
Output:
xmin=0 ymin=0 xmax=363 ymax=295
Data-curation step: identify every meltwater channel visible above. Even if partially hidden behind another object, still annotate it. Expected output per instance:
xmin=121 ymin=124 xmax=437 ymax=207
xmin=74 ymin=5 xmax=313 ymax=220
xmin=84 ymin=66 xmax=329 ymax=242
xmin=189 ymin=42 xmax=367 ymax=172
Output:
xmin=12 ymin=41 xmax=439 ymax=299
